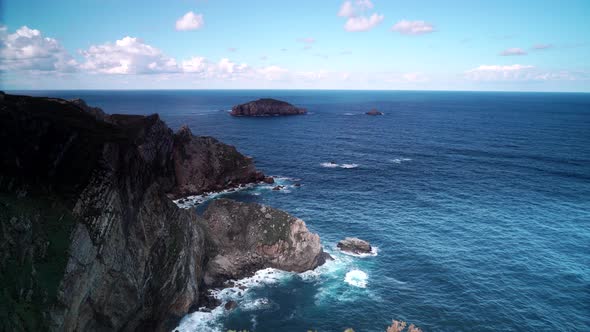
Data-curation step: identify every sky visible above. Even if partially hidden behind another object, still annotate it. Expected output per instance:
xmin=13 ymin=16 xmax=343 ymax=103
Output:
xmin=1 ymin=0 xmax=589 ymax=91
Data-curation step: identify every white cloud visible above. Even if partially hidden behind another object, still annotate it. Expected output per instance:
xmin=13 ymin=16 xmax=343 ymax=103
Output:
xmin=500 ymin=48 xmax=527 ymax=56
xmin=338 ymin=1 xmax=355 ymax=17
xmin=338 ymin=1 xmax=383 ymax=32
xmin=465 ymin=64 xmax=535 ymax=80
xmin=80 ymin=36 xmax=179 ymax=74
xmin=391 ymin=20 xmax=435 ymax=35
xmin=0 ymin=25 xmax=77 ymax=72
xmin=344 ymin=13 xmax=384 ymax=32
xmin=181 ymin=56 xmax=208 ymax=73
xmin=175 ymin=11 xmax=204 ymax=31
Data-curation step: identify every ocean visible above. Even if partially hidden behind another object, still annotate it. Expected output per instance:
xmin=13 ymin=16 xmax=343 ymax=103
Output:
xmin=14 ymin=90 xmax=590 ymax=332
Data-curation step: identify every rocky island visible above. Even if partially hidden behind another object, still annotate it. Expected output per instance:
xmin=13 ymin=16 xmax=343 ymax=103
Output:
xmin=0 ymin=93 xmax=327 ymax=331
xmin=230 ymin=98 xmax=307 ymax=116
xmin=337 ymin=237 xmax=373 ymax=255
xmin=366 ymin=109 xmax=384 ymax=116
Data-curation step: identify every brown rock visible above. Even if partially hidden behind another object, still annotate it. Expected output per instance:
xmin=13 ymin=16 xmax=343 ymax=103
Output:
xmin=231 ymin=98 xmax=307 ymax=117
xmin=337 ymin=237 xmax=373 ymax=254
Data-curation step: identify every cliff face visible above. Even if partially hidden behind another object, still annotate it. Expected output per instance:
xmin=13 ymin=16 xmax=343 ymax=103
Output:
xmin=0 ymin=93 xmax=327 ymax=332
xmin=230 ymin=98 xmax=307 ymax=116
xmin=171 ymin=125 xmax=265 ymax=198
xmin=0 ymin=93 xmax=263 ymax=331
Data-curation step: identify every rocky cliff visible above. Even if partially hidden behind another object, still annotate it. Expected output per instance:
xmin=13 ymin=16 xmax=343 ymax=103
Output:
xmin=230 ymin=98 xmax=307 ymax=116
xmin=0 ymin=93 xmax=325 ymax=332
xmin=170 ymin=125 xmax=266 ymax=198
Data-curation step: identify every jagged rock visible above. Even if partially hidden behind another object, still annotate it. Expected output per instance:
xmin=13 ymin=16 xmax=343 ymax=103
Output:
xmin=263 ymin=176 xmax=275 ymax=184
xmin=337 ymin=237 xmax=372 ymax=255
xmin=170 ymin=125 xmax=265 ymax=198
xmin=230 ymin=98 xmax=307 ymax=117
xmin=202 ymin=199 xmax=330 ymax=287
xmin=366 ymin=109 xmax=383 ymax=116
xmin=272 ymin=185 xmax=284 ymax=191
xmin=224 ymin=301 xmax=238 ymax=311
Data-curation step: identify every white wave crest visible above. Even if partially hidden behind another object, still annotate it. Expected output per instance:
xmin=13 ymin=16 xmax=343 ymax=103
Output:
xmin=344 ymin=269 xmax=368 ymax=288
xmin=391 ymin=157 xmax=412 ymax=164
xmin=339 ymin=163 xmax=359 ymax=169
xmin=321 ymin=162 xmax=359 ymax=169
xmin=320 ymin=162 xmax=339 ymax=168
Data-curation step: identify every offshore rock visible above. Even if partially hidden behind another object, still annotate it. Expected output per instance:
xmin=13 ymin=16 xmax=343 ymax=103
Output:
xmin=230 ymin=98 xmax=307 ymax=116
xmin=337 ymin=237 xmax=372 ymax=255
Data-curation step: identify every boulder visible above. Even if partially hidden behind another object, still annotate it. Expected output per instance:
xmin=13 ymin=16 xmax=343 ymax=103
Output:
xmin=337 ymin=237 xmax=372 ymax=255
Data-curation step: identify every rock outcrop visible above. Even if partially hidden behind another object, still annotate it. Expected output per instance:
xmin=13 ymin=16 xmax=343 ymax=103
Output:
xmin=170 ymin=125 xmax=265 ymax=198
xmin=0 ymin=93 xmax=326 ymax=332
xmin=337 ymin=237 xmax=372 ymax=255
xmin=366 ymin=109 xmax=383 ymax=116
xmin=202 ymin=199 xmax=330 ymax=287
xmin=230 ymin=98 xmax=307 ymax=116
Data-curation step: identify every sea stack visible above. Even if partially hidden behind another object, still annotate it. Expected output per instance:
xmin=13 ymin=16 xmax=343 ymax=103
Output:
xmin=366 ymin=109 xmax=383 ymax=116
xmin=231 ymin=98 xmax=307 ymax=116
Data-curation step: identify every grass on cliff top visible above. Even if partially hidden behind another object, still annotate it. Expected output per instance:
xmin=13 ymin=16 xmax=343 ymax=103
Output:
xmin=0 ymin=193 xmax=76 ymax=332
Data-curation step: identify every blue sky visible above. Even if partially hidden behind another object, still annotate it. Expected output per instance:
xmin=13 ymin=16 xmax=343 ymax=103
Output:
xmin=1 ymin=0 xmax=589 ymax=91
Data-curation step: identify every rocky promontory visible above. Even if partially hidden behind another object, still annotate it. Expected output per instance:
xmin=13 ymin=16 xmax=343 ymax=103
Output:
xmin=0 ymin=93 xmax=325 ymax=332
xmin=230 ymin=98 xmax=307 ymax=116
xmin=202 ymin=199 xmax=331 ymax=287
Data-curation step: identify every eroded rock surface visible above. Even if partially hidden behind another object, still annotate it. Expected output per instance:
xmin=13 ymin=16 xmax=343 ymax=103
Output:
xmin=202 ymin=199 xmax=330 ymax=287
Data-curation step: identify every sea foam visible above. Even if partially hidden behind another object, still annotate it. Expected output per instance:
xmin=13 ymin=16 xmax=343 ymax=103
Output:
xmin=344 ymin=269 xmax=368 ymax=288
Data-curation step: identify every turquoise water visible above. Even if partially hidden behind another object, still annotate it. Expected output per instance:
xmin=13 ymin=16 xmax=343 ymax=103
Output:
xmin=17 ymin=90 xmax=590 ymax=331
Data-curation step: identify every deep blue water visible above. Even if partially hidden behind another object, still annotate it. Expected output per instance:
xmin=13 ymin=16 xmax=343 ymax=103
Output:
xmin=14 ymin=90 xmax=590 ymax=331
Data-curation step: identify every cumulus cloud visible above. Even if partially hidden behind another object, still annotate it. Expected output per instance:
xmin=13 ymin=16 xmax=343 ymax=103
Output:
xmin=80 ymin=36 xmax=179 ymax=74
xmin=175 ymin=11 xmax=204 ymax=31
xmin=344 ymin=13 xmax=384 ymax=32
xmin=0 ymin=25 xmax=77 ymax=72
xmin=500 ymin=48 xmax=527 ymax=56
xmin=338 ymin=1 xmax=383 ymax=32
xmin=181 ymin=56 xmax=208 ymax=73
xmin=391 ymin=20 xmax=435 ymax=35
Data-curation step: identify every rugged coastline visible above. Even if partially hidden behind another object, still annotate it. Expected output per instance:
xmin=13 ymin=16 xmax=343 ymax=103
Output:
xmin=0 ymin=93 xmax=327 ymax=331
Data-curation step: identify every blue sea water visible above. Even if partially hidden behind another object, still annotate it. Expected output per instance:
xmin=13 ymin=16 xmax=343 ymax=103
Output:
xmin=15 ymin=90 xmax=590 ymax=331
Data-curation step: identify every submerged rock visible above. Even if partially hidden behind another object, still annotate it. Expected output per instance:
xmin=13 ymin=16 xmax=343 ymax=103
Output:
xmin=230 ymin=98 xmax=307 ymax=116
xmin=224 ymin=301 xmax=238 ymax=311
xmin=337 ymin=237 xmax=372 ymax=255
xmin=366 ymin=109 xmax=383 ymax=116
xmin=202 ymin=199 xmax=330 ymax=287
